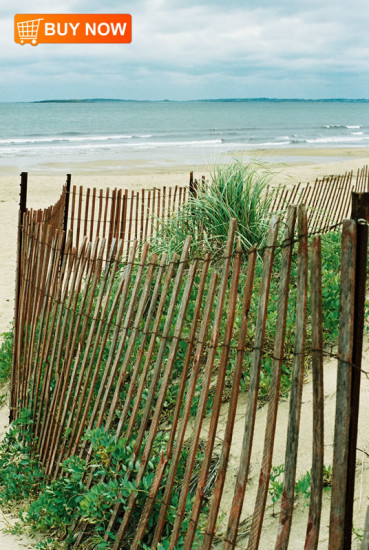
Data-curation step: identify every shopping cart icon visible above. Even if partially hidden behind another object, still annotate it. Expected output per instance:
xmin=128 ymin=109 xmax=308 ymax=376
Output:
xmin=16 ymin=18 xmax=43 ymax=46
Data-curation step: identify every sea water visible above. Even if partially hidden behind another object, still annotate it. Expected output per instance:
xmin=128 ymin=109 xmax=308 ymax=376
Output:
xmin=1 ymin=99 xmax=369 ymax=172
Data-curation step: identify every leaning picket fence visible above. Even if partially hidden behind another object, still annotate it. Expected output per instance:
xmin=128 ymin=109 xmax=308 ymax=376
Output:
xmin=9 ymin=171 xmax=369 ymax=549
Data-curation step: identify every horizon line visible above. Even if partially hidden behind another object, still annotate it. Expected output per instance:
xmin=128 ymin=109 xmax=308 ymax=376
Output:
xmin=1 ymin=97 xmax=369 ymax=104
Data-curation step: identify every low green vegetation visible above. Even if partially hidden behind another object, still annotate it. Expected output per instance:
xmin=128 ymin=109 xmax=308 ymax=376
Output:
xmin=0 ymin=329 xmax=13 ymax=407
xmin=269 ymin=463 xmax=333 ymax=508
xmin=0 ymin=414 xmax=205 ymax=549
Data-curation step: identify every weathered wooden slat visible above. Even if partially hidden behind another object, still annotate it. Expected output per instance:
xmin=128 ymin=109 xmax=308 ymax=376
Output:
xmin=96 ymin=188 xmax=103 ymax=238
xmin=173 ymin=184 xmax=178 ymax=214
xmin=120 ymin=189 xmax=128 ymax=244
xmin=102 ymin=187 xmax=110 ymax=239
xmin=84 ymin=187 xmax=90 ymax=238
xmin=11 ymin=170 xmax=28 ymax=420
xmin=328 ymin=219 xmax=357 ymax=550
xmin=135 ymin=189 xmax=139 ymax=240
xmin=114 ymin=188 xmax=122 ymax=242
xmin=275 ymin=206 xmax=308 ymax=549
xmin=70 ymin=185 xmax=76 ymax=235
xmin=127 ymin=190 xmax=134 ymax=257
xmin=156 ymin=187 xmax=161 ymax=234
xmin=90 ymin=187 xmax=96 ymax=242
xmin=144 ymin=189 xmax=150 ymax=240
xmin=108 ymin=188 xmax=117 ymax=253
xmin=305 ymin=236 xmax=324 ymax=550
xmin=76 ymin=185 xmax=83 ymax=250
xmin=140 ymin=189 xmax=145 ymax=241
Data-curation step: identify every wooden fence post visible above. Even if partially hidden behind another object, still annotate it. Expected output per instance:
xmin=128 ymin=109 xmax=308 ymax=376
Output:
xmin=10 ymin=172 xmax=28 ymax=422
xmin=63 ymin=174 xmax=71 ymax=234
xmin=329 ymin=218 xmax=357 ymax=550
xmin=189 ymin=171 xmax=198 ymax=198
xmin=344 ymin=192 xmax=369 ymax=548
xmin=60 ymin=174 xmax=71 ymax=269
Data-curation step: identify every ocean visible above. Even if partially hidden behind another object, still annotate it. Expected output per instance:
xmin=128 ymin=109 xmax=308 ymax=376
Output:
xmin=1 ymin=99 xmax=369 ymax=172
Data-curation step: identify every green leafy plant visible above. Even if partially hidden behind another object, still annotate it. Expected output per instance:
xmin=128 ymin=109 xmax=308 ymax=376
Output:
xmin=4 ymin=425 xmax=205 ymax=549
xmin=0 ymin=409 xmax=44 ymax=506
xmin=0 ymin=328 xmax=14 ymax=405
xmin=269 ymin=464 xmax=285 ymax=504
xmin=268 ymin=464 xmax=333 ymax=510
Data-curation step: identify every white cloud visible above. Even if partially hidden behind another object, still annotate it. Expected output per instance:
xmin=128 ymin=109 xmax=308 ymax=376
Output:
xmin=1 ymin=0 xmax=369 ymax=100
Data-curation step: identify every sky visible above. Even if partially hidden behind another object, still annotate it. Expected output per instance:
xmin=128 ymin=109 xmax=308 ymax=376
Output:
xmin=2 ymin=0 xmax=369 ymax=101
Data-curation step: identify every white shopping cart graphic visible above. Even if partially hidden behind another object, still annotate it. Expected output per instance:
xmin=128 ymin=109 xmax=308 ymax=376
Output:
xmin=16 ymin=18 xmax=43 ymax=45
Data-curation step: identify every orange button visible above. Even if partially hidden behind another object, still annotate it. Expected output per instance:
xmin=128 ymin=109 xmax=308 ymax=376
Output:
xmin=14 ymin=14 xmax=132 ymax=45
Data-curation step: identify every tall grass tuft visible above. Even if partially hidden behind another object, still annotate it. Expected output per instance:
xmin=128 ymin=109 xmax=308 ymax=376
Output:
xmin=152 ymin=160 xmax=278 ymax=258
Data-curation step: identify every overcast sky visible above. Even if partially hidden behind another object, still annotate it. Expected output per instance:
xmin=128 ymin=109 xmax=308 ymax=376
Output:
xmin=2 ymin=0 xmax=369 ymax=101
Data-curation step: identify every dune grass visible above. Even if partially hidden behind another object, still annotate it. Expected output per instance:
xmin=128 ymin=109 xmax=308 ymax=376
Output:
xmin=152 ymin=160 xmax=278 ymax=257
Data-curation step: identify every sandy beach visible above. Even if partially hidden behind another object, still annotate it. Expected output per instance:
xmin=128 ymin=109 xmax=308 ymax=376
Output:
xmin=0 ymin=148 xmax=368 ymax=548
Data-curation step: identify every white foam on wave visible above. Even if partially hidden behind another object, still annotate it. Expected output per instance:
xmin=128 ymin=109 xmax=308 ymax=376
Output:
xmin=0 ymin=138 xmax=225 ymax=157
xmin=0 ymin=134 xmax=134 ymax=146
xmin=306 ymin=135 xmax=369 ymax=144
xmin=324 ymin=124 xmax=361 ymax=129
xmin=253 ymin=141 xmax=291 ymax=147
xmin=83 ymin=138 xmax=224 ymax=149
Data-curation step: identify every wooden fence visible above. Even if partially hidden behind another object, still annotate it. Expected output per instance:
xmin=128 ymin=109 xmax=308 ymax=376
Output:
xmin=63 ymin=165 xmax=369 ymax=247
xmin=9 ymin=170 xmax=369 ymax=549
xmin=67 ymin=182 xmax=189 ymax=259
xmin=268 ymin=166 xmax=369 ymax=232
